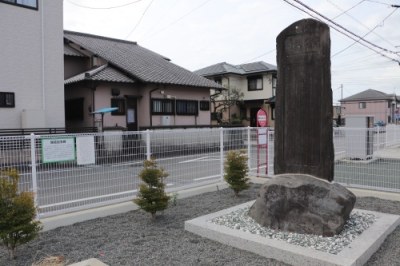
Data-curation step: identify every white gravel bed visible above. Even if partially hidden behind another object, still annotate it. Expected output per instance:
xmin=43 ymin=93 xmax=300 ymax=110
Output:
xmin=210 ymin=206 xmax=376 ymax=254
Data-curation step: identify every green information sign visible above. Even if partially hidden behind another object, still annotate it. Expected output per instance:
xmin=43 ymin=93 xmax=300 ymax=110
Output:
xmin=41 ymin=137 xmax=76 ymax=163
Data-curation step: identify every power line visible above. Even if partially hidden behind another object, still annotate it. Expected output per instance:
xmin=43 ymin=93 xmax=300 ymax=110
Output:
xmin=282 ymin=0 xmax=400 ymax=64
xmin=291 ymin=0 xmax=399 ymax=56
xmin=328 ymin=0 xmax=397 ymax=48
xmin=331 ymin=0 xmax=366 ymax=20
xmin=66 ymin=0 xmax=145 ymax=10
xmin=139 ymin=0 xmax=213 ymax=41
xmin=242 ymin=48 xmax=276 ymax=64
xmin=332 ymin=8 xmax=398 ymax=57
xmin=364 ymin=0 xmax=393 ymax=7
xmin=125 ymin=0 xmax=155 ymax=39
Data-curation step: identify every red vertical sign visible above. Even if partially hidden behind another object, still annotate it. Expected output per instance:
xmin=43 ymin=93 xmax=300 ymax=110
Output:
xmin=256 ymin=109 xmax=268 ymax=175
xmin=256 ymin=108 xmax=268 ymax=127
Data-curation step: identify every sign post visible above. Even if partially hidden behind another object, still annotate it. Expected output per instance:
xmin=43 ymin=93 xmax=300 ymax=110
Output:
xmin=256 ymin=108 xmax=268 ymax=175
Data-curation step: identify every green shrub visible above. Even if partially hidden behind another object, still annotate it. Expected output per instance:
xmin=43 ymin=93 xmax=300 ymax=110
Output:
xmin=0 ymin=169 xmax=42 ymax=260
xmin=133 ymin=158 xmax=170 ymax=219
xmin=224 ymin=150 xmax=249 ymax=196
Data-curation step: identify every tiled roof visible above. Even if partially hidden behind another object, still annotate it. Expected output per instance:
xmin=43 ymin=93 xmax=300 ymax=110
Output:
xmin=65 ymin=64 xmax=135 ymax=85
xmin=340 ymin=89 xmax=397 ymax=102
xmin=64 ymin=31 xmax=223 ymax=89
xmin=64 ymin=44 xmax=86 ymax=57
xmin=194 ymin=61 xmax=277 ymax=76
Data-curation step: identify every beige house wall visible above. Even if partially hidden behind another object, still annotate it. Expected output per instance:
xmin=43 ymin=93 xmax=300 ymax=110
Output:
xmin=65 ymin=81 xmax=211 ymax=130
xmin=0 ymin=0 xmax=64 ymax=129
xmin=144 ymin=84 xmax=211 ymax=128
xmin=342 ymin=100 xmax=392 ymax=124
xmin=210 ymin=72 xmax=275 ymax=126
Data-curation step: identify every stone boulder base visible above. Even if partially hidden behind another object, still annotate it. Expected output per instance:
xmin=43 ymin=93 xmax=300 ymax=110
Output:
xmin=248 ymin=174 xmax=356 ymax=236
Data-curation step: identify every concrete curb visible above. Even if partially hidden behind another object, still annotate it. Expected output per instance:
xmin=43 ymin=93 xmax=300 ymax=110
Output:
xmin=41 ymin=182 xmax=228 ymax=231
xmin=41 ymin=178 xmax=399 ymax=231
xmin=185 ymin=201 xmax=400 ymax=266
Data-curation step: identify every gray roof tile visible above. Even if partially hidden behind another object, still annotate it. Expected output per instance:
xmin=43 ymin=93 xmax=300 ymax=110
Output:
xmin=340 ymin=89 xmax=397 ymax=102
xmin=65 ymin=64 xmax=135 ymax=85
xmin=64 ymin=31 xmax=223 ymax=89
xmin=64 ymin=44 xmax=86 ymax=57
xmin=195 ymin=61 xmax=277 ymax=76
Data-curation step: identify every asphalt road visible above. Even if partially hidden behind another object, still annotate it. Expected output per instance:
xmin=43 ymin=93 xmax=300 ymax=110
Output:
xmin=17 ymin=145 xmax=400 ymax=217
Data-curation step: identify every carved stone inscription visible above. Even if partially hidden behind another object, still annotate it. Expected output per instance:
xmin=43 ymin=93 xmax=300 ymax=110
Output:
xmin=275 ymin=19 xmax=334 ymax=181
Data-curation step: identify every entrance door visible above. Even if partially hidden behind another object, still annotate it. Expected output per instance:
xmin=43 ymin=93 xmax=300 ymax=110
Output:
xmin=126 ymin=98 xmax=138 ymax=131
xmin=250 ymin=108 xmax=259 ymax=127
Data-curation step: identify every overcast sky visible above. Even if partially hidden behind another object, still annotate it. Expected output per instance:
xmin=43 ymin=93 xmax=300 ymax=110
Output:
xmin=63 ymin=0 xmax=400 ymax=104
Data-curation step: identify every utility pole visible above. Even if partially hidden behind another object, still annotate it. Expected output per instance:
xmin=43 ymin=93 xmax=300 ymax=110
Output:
xmin=392 ymin=5 xmax=400 ymax=8
xmin=340 ymin=84 xmax=343 ymax=100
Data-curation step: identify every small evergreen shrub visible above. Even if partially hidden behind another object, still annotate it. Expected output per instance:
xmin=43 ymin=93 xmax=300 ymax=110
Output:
xmin=224 ymin=150 xmax=249 ymax=196
xmin=134 ymin=158 xmax=170 ymax=219
xmin=0 ymin=169 xmax=42 ymax=259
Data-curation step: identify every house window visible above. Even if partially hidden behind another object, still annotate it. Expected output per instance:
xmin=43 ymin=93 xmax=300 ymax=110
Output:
xmin=272 ymin=76 xmax=277 ymax=96
xmin=248 ymin=76 xmax=263 ymax=91
xmin=111 ymin=98 xmax=126 ymax=116
xmin=151 ymin=99 xmax=174 ymax=115
xmin=1 ymin=0 xmax=38 ymax=9
xmin=199 ymin=100 xmax=210 ymax=111
xmin=0 ymin=92 xmax=15 ymax=108
xmin=176 ymin=100 xmax=198 ymax=115
xmin=65 ymin=98 xmax=84 ymax=121
xmin=359 ymin=102 xmax=366 ymax=109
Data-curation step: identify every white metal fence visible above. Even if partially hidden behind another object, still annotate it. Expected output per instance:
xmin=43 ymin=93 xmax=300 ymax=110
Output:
xmin=0 ymin=126 xmax=400 ymax=218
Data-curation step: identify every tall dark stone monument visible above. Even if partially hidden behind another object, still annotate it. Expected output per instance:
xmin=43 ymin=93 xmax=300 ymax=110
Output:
xmin=274 ymin=18 xmax=334 ymax=181
xmin=248 ymin=19 xmax=356 ymax=237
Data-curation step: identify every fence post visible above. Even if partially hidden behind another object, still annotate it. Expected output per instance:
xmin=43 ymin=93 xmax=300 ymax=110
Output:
xmin=220 ymin=127 xmax=224 ymax=181
xmin=385 ymin=126 xmax=388 ymax=147
xmin=146 ymin=129 xmax=151 ymax=160
xmin=247 ymin=126 xmax=251 ymax=171
xmin=29 ymin=133 xmax=38 ymax=212
xmin=376 ymin=127 xmax=380 ymax=151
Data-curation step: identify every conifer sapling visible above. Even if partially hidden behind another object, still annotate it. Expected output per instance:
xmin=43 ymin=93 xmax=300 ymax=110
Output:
xmin=0 ymin=169 xmax=42 ymax=259
xmin=134 ymin=158 xmax=170 ymax=219
xmin=224 ymin=150 xmax=249 ymax=196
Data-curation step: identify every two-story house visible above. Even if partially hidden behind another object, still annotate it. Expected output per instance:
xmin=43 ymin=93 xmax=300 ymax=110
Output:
xmin=64 ymin=31 xmax=223 ymax=131
xmin=0 ymin=0 xmax=64 ymax=129
xmin=340 ymin=89 xmax=399 ymax=125
xmin=195 ymin=61 xmax=277 ymax=127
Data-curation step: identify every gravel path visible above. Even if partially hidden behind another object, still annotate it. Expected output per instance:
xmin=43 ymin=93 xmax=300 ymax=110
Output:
xmin=1 ymin=184 xmax=399 ymax=266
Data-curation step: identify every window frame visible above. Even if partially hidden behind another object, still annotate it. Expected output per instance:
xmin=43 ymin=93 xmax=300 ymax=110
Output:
xmin=111 ymin=98 xmax=126 ymax=116
xmin=199 ymin=100 xmax=210 ymax=111
xmin=247 ymin=75 xmax=263 ymax=91
xmin=0 ymin=0 xmax=38 ymax=10
xmin=359 ymin=102 xmax=366 ymax=109
xmin=272 ymin=75 xmax=277 ymax=96
xmin=0 ymin=92 xmax=15 ymax=108
xmin=151 ymin=98 xmax=174 ymax=115
xmin=176 ymin=100 xmax=199 ymax=116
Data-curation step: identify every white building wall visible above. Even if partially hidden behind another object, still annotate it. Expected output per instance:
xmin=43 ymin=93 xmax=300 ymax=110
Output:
xmin=0 ymin=0 xmax=64 ymax=129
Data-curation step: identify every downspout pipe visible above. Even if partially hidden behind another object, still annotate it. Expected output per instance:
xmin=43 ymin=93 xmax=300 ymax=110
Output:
xmin=41 ymin=0 xmax=46 ymax=111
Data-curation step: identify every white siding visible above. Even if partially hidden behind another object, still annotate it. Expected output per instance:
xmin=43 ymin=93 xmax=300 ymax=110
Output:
xmin=0 ymin=0 xmax=64 ymax=129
